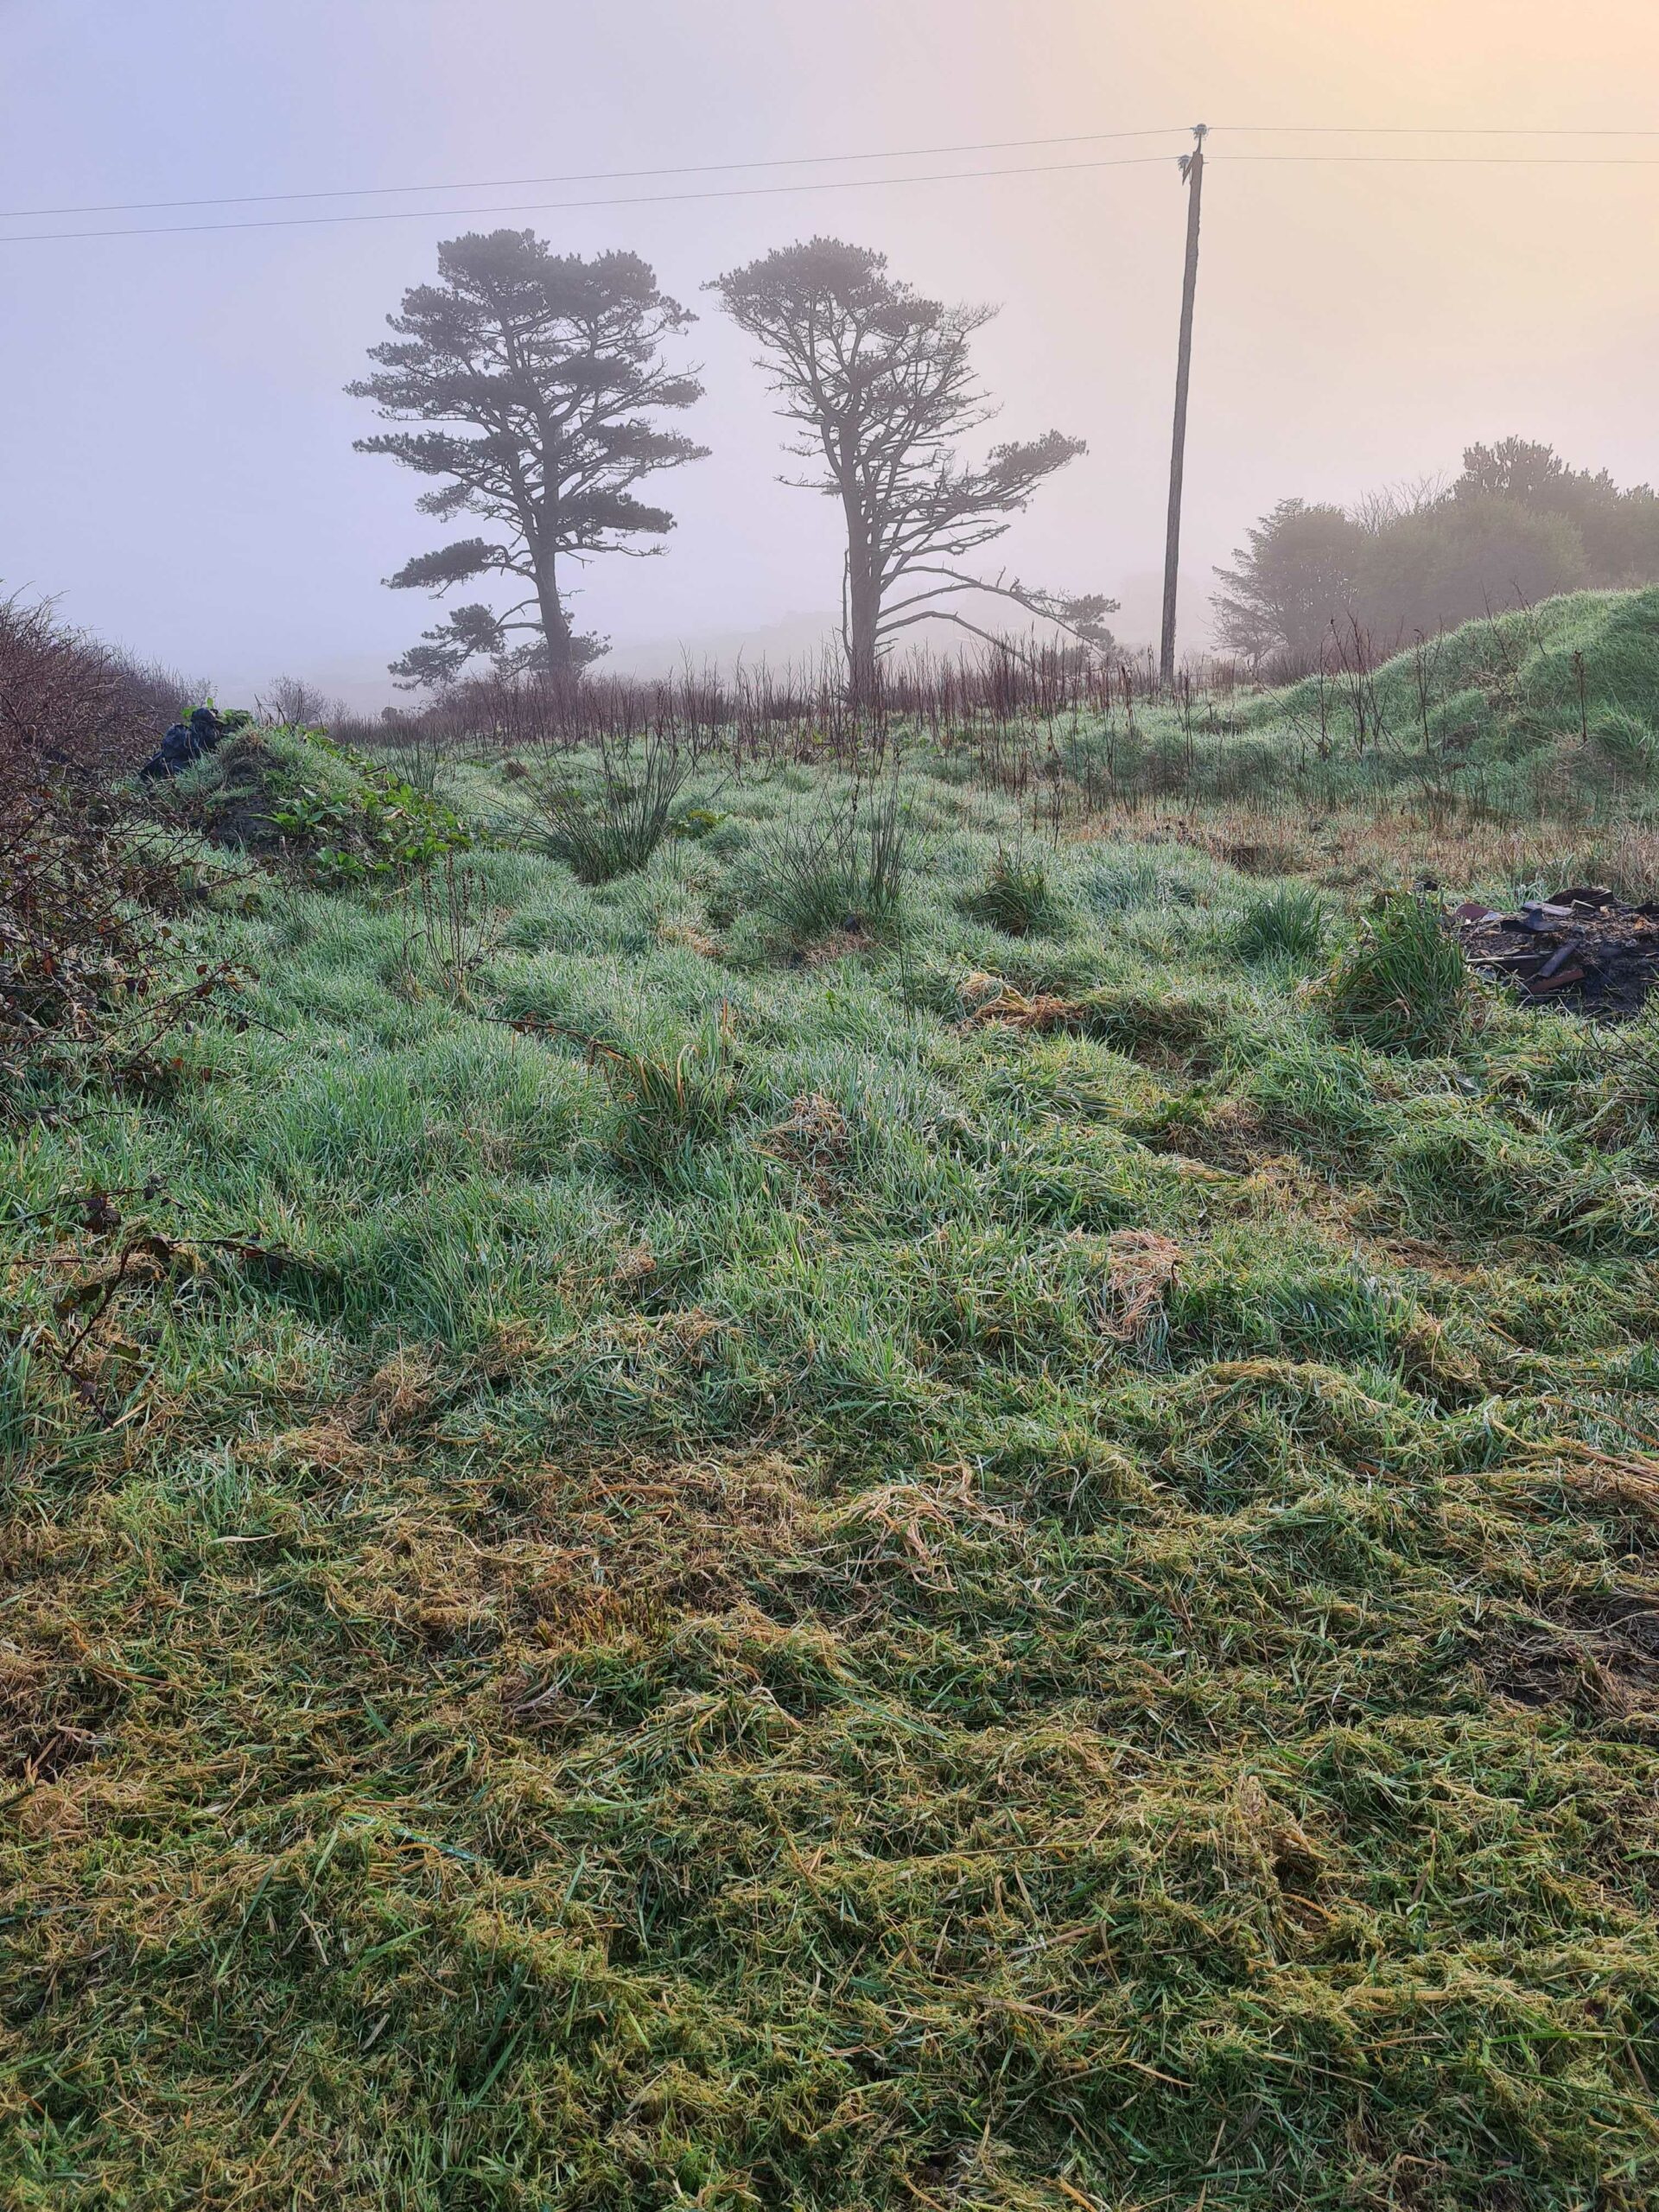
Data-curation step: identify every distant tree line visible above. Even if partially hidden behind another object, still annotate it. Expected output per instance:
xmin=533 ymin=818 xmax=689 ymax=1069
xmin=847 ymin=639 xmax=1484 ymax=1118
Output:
xmin=1213 ymin=439 xmax=1659 ymax=669
xmin=350 ymin=230 xmax=1111 ymax=701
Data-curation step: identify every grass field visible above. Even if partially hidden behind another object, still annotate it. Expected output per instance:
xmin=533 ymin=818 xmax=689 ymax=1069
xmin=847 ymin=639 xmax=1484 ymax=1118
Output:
xmin=6 ymin=633 xmax=1659 ymax=2206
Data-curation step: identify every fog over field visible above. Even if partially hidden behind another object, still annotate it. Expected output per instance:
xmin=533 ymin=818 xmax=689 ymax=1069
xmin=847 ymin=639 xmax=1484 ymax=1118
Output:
xmin=2 ymin=0 xmax=1656 ymax=704
xmin=13 ymin=10 xmax=1659 ymax=2204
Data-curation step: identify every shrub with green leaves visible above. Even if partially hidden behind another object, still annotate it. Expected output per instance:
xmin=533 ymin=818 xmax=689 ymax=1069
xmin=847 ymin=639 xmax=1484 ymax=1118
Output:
xmin=1319 ymin=889 xmax=1471 ymax=1054
xmin=1232 ymin=883 xmax=1327 ymax=966
xmin=166 ymin=727 xmax=471 ymax=886
xmin=963 ymin=845 xmax=1059 ymax=937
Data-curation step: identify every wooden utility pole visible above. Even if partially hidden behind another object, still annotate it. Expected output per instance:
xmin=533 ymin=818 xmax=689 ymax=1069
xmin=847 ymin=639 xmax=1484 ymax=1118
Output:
xmin=1159 ymin=124 xmax=1207 ymax=690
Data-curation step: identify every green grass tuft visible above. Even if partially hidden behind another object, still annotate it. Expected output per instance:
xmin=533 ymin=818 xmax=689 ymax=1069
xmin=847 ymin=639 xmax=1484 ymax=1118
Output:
xmin=963 ymin=844 xmax=1061 ymax=937
xmin=591 ymin=1009 xmax=737 ymax=1174
xmin=1319 ymin=889 xmax=1471 ymax=1054
xmin=1231 ymin=882 xmax=1328 ymax=966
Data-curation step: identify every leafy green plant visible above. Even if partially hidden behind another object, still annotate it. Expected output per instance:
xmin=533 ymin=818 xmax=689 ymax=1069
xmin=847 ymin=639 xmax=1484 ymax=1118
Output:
xmin=173 ymin=726 xmax=470 ymax=885
xmin=267 ymin=765 xmax=469 ymax=885
xmin=1319 ymin=889 xmax=1471 ymax=1054
xmin=524 ymin=734 xmax=690 ymax=883
xmin=1232 ymin=883 xmax=1328 ymax=966
xmin=191 ymin=701 xmax=255 ymax=734
xmin=964 ymin=845 xmax=1058 ymax=937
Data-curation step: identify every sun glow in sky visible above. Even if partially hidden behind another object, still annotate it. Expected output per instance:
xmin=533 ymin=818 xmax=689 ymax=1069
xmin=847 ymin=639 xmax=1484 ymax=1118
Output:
xmin=2 ymin=0 xmax=1655 ymax=702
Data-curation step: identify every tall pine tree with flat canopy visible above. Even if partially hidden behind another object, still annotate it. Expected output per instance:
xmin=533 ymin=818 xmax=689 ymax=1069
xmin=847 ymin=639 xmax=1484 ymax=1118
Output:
xmin=351 ymin=231 xmax=708 ymax=684
xmin=713 ymin=237 xmax=1114 ymax=701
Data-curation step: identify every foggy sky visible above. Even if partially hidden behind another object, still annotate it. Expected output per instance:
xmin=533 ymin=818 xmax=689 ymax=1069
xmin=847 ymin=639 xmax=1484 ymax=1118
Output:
xmin=3 ymin=0 xmax=1656 ymax=708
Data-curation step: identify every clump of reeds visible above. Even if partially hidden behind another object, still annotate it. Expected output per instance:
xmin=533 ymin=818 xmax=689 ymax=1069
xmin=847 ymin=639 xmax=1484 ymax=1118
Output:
xmin=751 ymin=779 xmax=912 ymax=949
xmin=522 ymin=732 xmax=690 ymax=883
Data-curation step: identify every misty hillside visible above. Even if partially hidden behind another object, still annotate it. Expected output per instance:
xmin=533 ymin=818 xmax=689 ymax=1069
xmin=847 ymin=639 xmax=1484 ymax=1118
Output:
xmin=1257 ymin=585 xmax=1659 ymax=760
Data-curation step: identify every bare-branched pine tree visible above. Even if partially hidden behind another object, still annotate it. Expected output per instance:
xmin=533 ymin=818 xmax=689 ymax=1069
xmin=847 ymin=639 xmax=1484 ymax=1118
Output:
xmin=351 ymin=231 xmax=708 ymax=686
xmin=711 ymin=237 xmax=1115 ymax=698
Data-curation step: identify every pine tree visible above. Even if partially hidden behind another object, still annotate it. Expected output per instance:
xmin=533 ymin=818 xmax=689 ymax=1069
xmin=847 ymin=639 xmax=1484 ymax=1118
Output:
xmin=712 ymin=238 xmax=1112 ymax=699
xmin=351 ymin=231 xmax=707 ymax=683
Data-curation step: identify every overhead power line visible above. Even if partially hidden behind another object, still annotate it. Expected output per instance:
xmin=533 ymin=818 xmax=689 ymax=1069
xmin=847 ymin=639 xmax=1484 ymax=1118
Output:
xmin=1216 ymin=123 xmax=1659 ymax=135
xmin=0 ymin=127 xmax=1192 ymax=223
xmin=3 ymin=120 xmax=1656 ymax=231
xmin=2 ymin=137 xmax=1657 ymax=246
xmin=1222 ymin=152 xmax=1659 ymax=163
xmin=0 ymin=153 xmax=1185 ymax=245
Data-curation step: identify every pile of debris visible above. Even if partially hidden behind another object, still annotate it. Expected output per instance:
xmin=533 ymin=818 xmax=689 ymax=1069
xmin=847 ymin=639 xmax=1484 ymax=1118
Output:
xmin=1454 ymin=887 xmax=1659 ymax=1019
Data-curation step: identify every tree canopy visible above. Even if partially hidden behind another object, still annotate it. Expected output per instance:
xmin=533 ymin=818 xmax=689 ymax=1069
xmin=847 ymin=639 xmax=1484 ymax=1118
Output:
xmin=350 ymin=232 xmax=707 ymax=684
xmin=712 ymin=238 xmax=1113 ymax=696
xmin=1214 ymin=441 xmax=1659 ymax=668
xmin=1212 ymin=500 xmax=1369 ymax=666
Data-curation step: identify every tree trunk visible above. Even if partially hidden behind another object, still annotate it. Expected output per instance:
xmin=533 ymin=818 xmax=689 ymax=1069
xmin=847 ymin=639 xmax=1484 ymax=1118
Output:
xmin=843 ymin=497 xmax=880 ymax=706
xmin=534 ymin=545 xmax=575 ymax=674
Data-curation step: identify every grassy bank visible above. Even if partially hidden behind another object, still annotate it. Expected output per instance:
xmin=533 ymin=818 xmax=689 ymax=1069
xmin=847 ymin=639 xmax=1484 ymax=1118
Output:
xmin=4 ymin=730 xmax=1659 ymax=2208
xmin=352 ymin=587 xmax=1659 ymax=842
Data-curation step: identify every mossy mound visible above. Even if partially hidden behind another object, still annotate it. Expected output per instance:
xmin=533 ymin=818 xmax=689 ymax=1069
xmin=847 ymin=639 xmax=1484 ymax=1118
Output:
xmin=163 ymin=726 xmax=469 ymax=884
xmin=1256 ymin=585 xmax=1659 ymax=760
